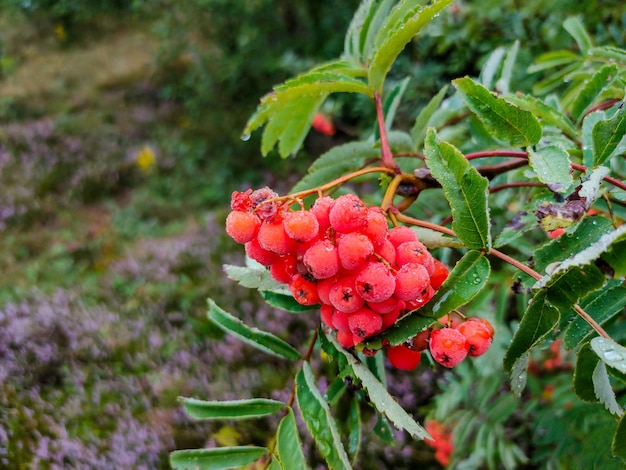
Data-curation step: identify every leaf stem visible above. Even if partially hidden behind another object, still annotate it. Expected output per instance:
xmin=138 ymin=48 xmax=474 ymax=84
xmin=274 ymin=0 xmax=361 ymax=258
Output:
xmin=375 ymin=91 xmax=401 ymax=174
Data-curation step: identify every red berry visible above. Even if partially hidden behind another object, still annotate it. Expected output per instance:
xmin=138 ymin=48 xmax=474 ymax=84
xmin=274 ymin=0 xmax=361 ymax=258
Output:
xmin=368 ymin=295 xmax=399 ymax=314
xmin=316 ymin=276 xmax=336 ymax=305
xmin=225 ymin=210 xmax=260 ymax=244
xmin=355 ymin=261 xmax=395 ymax=303
xmin=336 ymin=330 xmax=356 ymax=348
xmin=245 ymin=239 xmax=280 ymax=266
xmin=363 ymin=207 xmax=388 ymax=246
xmin=388 ymin=226 xmax=418 ymax=247
xmin=328 ymin=275 xmax=364 ymax=313
xmin=387 ymin=344 xmax=422 ymax=370
xmin=394 ymin=263 xmax=430 ymax=301
xmin=374 ymin=239 xmax=396 ymax=265
xmin=257 ymin=218 xmax=294 ymax=255
xmin=289 ymin=274 xmax=320 ymax=306
xmin=310 ymin=196 xmax=335 ymax=231
xmin=457 ymin=318 xmax=493 ymax=357
xmin=320 ymin=304 xmax=335 ymax=329
xmin=473 ymin=317 xmax=495 ymax=336
xmin=269 ymin=254 xmax=297 ymax=284
xmin=348 ymin=308 xmax=383 ymax=338
xmin=230 ymin=189 xmax=253 ymax=211
xmin=429 ymin=327 xmax=469 ymax=368
xmin=405 ymin=285 xmax=435 ymax=311
xmin=312 ymin=112 xmax=336 ymax=136
xmin=380 ymin=300 xmax=405 ymax=329
xmin=337 ymin=232 xmax=374 ymax=270
xmin=430 ymin=258 xmax=449 ymax=290
xmin=548 ymin=228 xmax=565 ymax=239
xmin=303 ymin=239 xmax=340 ymax=279
xmin=411 ymin=329 xmax=431 ymax=351
xmin=283 ymin=210 xmax=320 ymax=243
xmin=329 ymin=194 xmax=368 ymax=233
xmin=395 ymin=240 xmax=434 ymax=274
xmin=332 ymin=309 xmax=351 ymax=332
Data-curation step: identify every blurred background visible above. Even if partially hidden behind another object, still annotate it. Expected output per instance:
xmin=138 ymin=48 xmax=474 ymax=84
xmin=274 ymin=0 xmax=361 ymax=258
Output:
xmin=0 ymin=0 xmax=624 ymax=467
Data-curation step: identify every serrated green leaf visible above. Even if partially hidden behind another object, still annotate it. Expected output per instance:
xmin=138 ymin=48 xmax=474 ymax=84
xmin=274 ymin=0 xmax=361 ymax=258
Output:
xmin=276 ymin=409 xmax=308 ymax=470
xmin=223 ymin=263 xmax=289 ymax=293
xmin=510 ymin=353 xmax=529 ymax=398
xmin=504 ymin=93 xmax=577 ymax=140
xmin=362 ymin=0 xmax=396 ymax=61
xmin=589 ymin=46 xmax=626 ymax=64
xmin=592 ymin=100 xmax=626 ymax=166
xmin=373 ymin=415 xmax=395 ymax=444
xmin=565 ymin=286 xmax=626 ymax=349
xmin=563 ymin=16 xmax=593 ymax=56
xmin=410 ymin=85 xmax=448 ymax=150
xmin=290 ymin=140 xmax=378 ymax=193
xmin=328 ymin=333 xmax=430 ymax=440
xmin=480 ymin=47 xmax=506 ymax=90
xmin=453 ymin=77 xmax=542 ymax=146
xmin=582 ymin=110 xmax=606 ymax=166
xmin=368 ymin=0 xmax=454 ymax=91
xmin=179 ymin=397 xmax=285 ymax=421
xmin=601 ymin=229 xmax=626 ymax=277
xmin=208 ymin=299 xmax=301 ymax=360
xmin=170 ymin=446 xmax=268 ymax=470
xmin=424 ymin=129 xmax=491 ymax=250
xmin=261 ymin=291 xmax=318 ymax=313
xmin=527 ymin=144 xmax=573 ymax=193
xmin=344 ymin=0 xmax=377 ymax=61
xmin=543 ymin=264 xmax=606 ymax=313
xmin=383 ymin=77 xmax=410 ymax=130
xmin=570 ymin=64 xmax=618 ymax=122
xmin=532 ymin=62 xmax=582 ymax=96
xmin=574 ymin=343 xmax=599 ymax=402
xmin=503 ymin=290 xmax=560 ymax=372
xmin=592 ymin=360 xmax=624 ymax=416
xmin=347 ymin=398 xmax=362 ymax=461
xmin=296 ymin=362 xmax=353 ymax=470
xmin=591 ymin=337 xmax=626 ymax=375
xmin=613 ymin=414 xmax=626 ymax=462
xmin=365 ymin=251 xmax=490 ymax=348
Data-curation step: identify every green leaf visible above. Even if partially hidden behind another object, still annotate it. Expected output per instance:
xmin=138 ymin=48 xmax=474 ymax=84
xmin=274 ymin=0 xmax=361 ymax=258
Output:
xmin=574 ymin=342 xmax=599 ymax=402
xmin=569 ymin=64 xmax=618 ymax=122
xmin=170 ymin=446 xmax=268 ymax=470
xmin=589 ymin=46 xmax=626 ymax=64
xmin=208 ymin=299 xmax=301 ymax=360
xmin=368 ymin=0 xmax=454 ymax=91
xmin=509 ymin=353 xmax=529 ymax=398
xmin=591 ymin=337 xmax=626 ymax=375
xmin=328 ymin=333 xmax=430 ymax=440
xmin=179 ymin=397 xmax=285 ymax=421
xmin=504 ymin=93 xmax=577 ymax=140
xmin=347 ymin=398 xmax=362 ymax=461
xmin=223 ymin=263 xmax=288 ymax=293
xmin=290 ymin=140 xmax=378 ymax=193
xmin=531 ymin=61 xmax=583 ymax=96
xmin=601 ymin=229 xmax=626 ymax=278
xmin=410 ymin=85 xmax=448 ymax=150
xmin=424 ymin=129 xmax=491 ymax=250
xmin=503 ymin=290 xmax=560 ymax=372
xmin=527 ymin=144 xmax=573 ymax=193
xmin=563 ymin=16 xmax=593 ymax=56
xmin=593 ymin=360 xmax=624 ymax=416
xmin=496 ymin=40 xmax=519 ymax=94
xmin=364 ymin=251 xmax=490 ymax=348
xmin=411 ymin=226 xmax=462 ymax=249
xmin=613 ymin=414 xmax=626 ymax=462
xmin=383 ymin=77 xmax=410 ymax=130
xmin=480 ymin=46 xmax=506 ymax=90
xmin=592 ymin=100 xmax=626 ymax=166
xmin=582 ymin=110 xmax=606 ymax=167
xmin=261 ymin=291 xmax=318 ymax=313
xmin=527 ymin=50 xmax=580 ymax=74
xmin=373 ymin=415 xmax=395 ymax=444
xmin=564 ymin=286 xmax=626 ymax=349
xmin=361 ymin=0 xmax=396 ymax=61
xmin=453 ymin=77 xmax=542 ymax=147
xmin=296 ymin=362 xmax=353 ymax=470
xmin=276 ymin=409 xmax=308 ymax=470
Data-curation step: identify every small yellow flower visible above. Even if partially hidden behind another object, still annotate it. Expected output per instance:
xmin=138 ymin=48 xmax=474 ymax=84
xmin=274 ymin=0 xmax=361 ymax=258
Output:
xmin=135 ymin=146 xmax=156 ymax=173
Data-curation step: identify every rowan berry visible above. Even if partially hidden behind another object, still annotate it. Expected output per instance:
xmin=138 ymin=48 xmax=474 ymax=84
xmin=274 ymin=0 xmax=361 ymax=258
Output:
xmin=320 ymin=304 xmax=335 ymax=329
xmin=332 ymin=309 xmax=351 ymax=332
xmin=328 ymin=275 xmax=364 ymax=313
xmin=289 ymin=273 xmax=320 ymax=306
xmin=405 ymin=285 xmax=434 ymax=310
xmin=430 ymin=258 xmax=449 ymax=290
xmin=363 ymin=207 xmax=388 ymax=246
xmin=329 ymin=194 xmax=368 ymax=233
xmin=303 ymin=239 xmax=340 ymax=279
xmin=411 ymin=329 xmax=431 ymax=351
xmin=394 ymin=263 xmax=430 ymax=301
xmin=225 ymin=210 xmax=260 ymax=244
xmin=337 ymin=232 xmax=374 ymax=270
xmin=355 ymin=261 xmax=395 ymax=303
xmin=230 ymin=189 xmax=253 ymax=211
xmin=310 ymin=196 xmax=335 ymax=231
xmin=245 ymin=238 xmax=280 ymax=266
xmin=269 ymin=254 xmax=297 ymax=284
xmin=395 ymin=240 xmax=435 ymax=274
xmin=374 ymin=238 xmax=396 ymax=265
xmin=388 ymin=226 xmax=418 ymax=247
xmin=283 ymin=210 xmax=320 ymax=243
xmin=429 ymin=327 xmax=469 ymax=368
xmin=337 ymin=330 xmax=356 ymax=348
xmin=368 ymin=295 xmax=399 ymax=314
xmin=457 ymin=318 xmax=493 ymax=357
xmin=348 ymin=307 xmax=383 ymax=338
xmin=316 ymin=276 xmax=336 ymax=305
xmin=387 ymin=344 xmax=422 ymax=371
xmin=257 ymin=218 xmax=294 ymax=255
xmin=380 ymin=300 xmax=404 ymax=329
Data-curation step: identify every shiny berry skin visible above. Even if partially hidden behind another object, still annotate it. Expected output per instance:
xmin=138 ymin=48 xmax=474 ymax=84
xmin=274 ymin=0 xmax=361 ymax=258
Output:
xmin=374 ymin=238 xmax=396 ymax=265
xmin=329 ymin=194 xmax=368 ymax=233
xmin=269 ymin=254 xmax=297 ymax=284
xmin=289 ymin=274 xmax=320 ymax=306
xmin=430 ymin=258 xmax=449 ymax=290
xmin=283 ymin=210 xmax=320 ymax=243
xmin=355 ymin=262 xmax=395 ymax=303
xmin=257 ymin=219 xmax=294 ymax=255
xmin=303 ymin=239 xmax=340 ymax=279
xmin=328 ymin=275 xmax=364 ymax=313
xmin=387 ymin=344 xmax=422 ymax=371
xmin=225 ymin=210 xmax=260 ymax=244
xmin=457 ymin=318 xmax=493 ymax=357
xmin=388 ymin=226 xmax=418 ymax=247
xmin=394 ymin=263 xmax=430 ymax=301
xmin=363 ymin=207 xmax=388 ymax=246
xmin=337 ymin=232 xmax=374 ymax=270
xmin=310 ymin=196 xmax=335 ymax=231
xmin=348 ymin=308 xmax=383 ymax=338
xmin=429 ymin=327 xmax=469 ymax=368
xmin=320 ymin=304 xmax=335 ymax=329
xmin=336 ymin=330 xmax=356 ymax=348
xmin=395 ymin=240 xmax=435 ymax=274
xmin=245 ymin=239 xmax=280 ymax=266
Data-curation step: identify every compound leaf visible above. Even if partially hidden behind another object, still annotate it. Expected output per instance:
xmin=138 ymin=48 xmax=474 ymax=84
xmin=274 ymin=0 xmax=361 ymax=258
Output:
xmin=592 ymin=100 xmax=626 ymax=166
xmin=574 ymin=342 xmax=600 ymax=402
xmin=276 ymin=409 xmax=308 ymax=470
xmin=570 ymin=64 xmax=618 ymax=122
xmin=528 ymin=144 xmax=573 ymax=193
xmin=591 ymin=337 xmax=626 ymax=375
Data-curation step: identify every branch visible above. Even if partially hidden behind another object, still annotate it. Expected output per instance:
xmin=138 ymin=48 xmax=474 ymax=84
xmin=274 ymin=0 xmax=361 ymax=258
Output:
xmin=374 ymin=92 xmax=401 ymax=174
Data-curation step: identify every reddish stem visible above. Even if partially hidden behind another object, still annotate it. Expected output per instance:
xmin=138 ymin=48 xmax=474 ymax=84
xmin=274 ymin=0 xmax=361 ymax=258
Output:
xmin=375 ymin=91 xmax=401 ymax=174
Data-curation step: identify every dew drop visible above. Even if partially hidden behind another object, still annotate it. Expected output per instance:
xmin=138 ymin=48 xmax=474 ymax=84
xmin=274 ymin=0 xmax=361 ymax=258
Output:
xmin=603 ymin=349 xmax=623 ymax=362
xmin=241 ymin=133 xmax=251 ymax=142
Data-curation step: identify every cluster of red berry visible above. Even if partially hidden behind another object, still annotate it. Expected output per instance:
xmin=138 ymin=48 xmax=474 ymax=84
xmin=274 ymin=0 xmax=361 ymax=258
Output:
xmin=225 ymin=187 xmax=493 ymax=370
xmin=424 ymin=420 xmax=453 ymax=467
